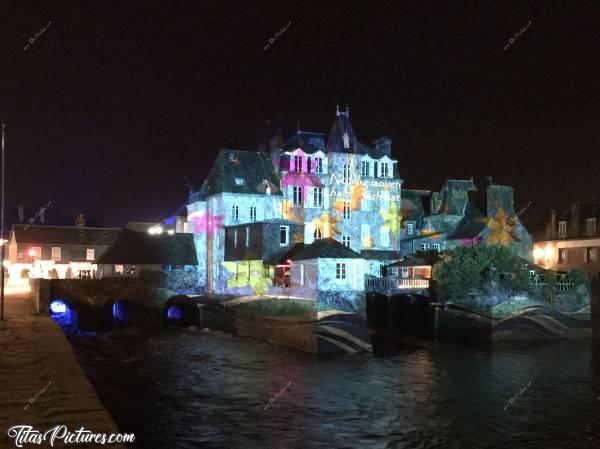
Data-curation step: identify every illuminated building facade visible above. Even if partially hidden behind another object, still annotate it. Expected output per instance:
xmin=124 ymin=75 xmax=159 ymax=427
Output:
xmin=187 ymin=106 xmax=403 ymax=301
xmin=7 ymin=223 xmax=121 ymax=285
xmin=400 ymin=180 xmax=532 ymax=260
xmin=533 ymin=201 xmax=600 ymax=274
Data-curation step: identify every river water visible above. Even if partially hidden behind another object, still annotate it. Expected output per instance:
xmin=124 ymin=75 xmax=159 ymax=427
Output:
xmin=67 ymin=329 xmax=600 ymax=449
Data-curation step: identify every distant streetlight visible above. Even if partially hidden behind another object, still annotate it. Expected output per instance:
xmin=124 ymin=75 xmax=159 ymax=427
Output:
xmin=0 ymin=123 xmax=5 ymax=320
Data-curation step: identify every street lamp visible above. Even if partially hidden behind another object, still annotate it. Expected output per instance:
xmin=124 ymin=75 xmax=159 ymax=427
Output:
xmin=0 ymin=123 xmax=5 ymax=320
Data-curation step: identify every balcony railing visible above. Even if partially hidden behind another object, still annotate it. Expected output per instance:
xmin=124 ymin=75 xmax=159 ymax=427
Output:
xmin=529 ymin=273 xmax=574 ymax=291
xmin=365 ymin=275 xmax=430 ymax=293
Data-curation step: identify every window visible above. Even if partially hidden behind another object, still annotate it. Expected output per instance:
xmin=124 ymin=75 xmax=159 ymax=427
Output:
xmin=343 ymin=201 xmax=351 ymax=219
xmin=293 ymin=155 xmax=303 ymax=173
xmin=314 ymin=157 xmax=323 ymax=174
xmin=336 ymin=262 xmax=346 ymax=279
xmin=234 ymin=177 xmax=245 ymax=186
xmin=234 ymin=229 xmax=238 ymax=248
xmin=343 ymin=163 xmax=351 ymax=183
xmin=361 ymin=224 xmax=370 ymax=246
xmin=432 ymin=243 xmax=441 ymax=252
xmin=558 ymin=248 xmax=568 ymax=264
xmin=380 ymin=162 xmax=389 ymax=178
xmin=314 ymin=225 xmax=322 ymax=240
xmin=280 ymin=226 xmax=289 ymax=245
xmin=293 ymin=186 xmax=303 ymax=206
xmin=406 ymin=223 xmax=414 ymax=235
xmin=232 ymin=205 xmax=239 ymax=221
xmin=86 ymin=249 xmax=95 ymax=261
xmin=361 ymin=160 xmax=370 ymax=177
xmin=421 ymin=243 xmax=431 ymax=251
xmin=342 ymin=235 xmax=351 ymax=247
xmin=250 ymin=206 xmax=257 ymax=222
xmin=51 ymin=247 xmax=61 ymax=261
xmin=373 ymin=161 xmax=378 ymax=178
xmin=245 ymin=227 xmax=250 ymax=247
xmin=558 ymin=221 xmax=567 ymax=238
xmin=313 ymin=187 xmax=323 ymax=207
xmin=381 ymin=226 xmax=390 ymax=248
xmin=401 ymin=267 xmax=409 ymax=278
xmin=587 ymin=218 xmax=596 ymax=236
xmin=585 ymin=247 xmax=597 ymax=263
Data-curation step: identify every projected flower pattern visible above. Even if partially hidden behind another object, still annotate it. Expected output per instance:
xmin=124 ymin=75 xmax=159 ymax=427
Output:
xmin=189 ymin=212 xmax=224 ymax=237
xmin=223 ymin=261 xmax=271 ymax=295
xmin=350 ymin=183 xmax=365 ymax=210
xmin=281 ymin=199 xmax=297 ymax=221
xmin=380 ymin=202 xmax=402 ymax=239
xmin=486 ymin=205 xmax=521 ymax=246
xmin=281 ymin=172 xmax=323 ymax=200
xmin=312 ymin=212 xmax=340 ymax=237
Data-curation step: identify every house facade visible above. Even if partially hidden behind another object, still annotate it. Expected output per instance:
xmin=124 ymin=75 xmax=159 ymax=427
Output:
xmin=187 ymin=106 xmax=403 ymax=301
xmin=186 ymin=106 xmax=532 ymax=302
xmin=533 ymin=202 xmax=600 ymax=274
xmin=400 ymin=180 xmax=532 ymax=260
xmin=7 ymin=222 xmax=121 ymax=285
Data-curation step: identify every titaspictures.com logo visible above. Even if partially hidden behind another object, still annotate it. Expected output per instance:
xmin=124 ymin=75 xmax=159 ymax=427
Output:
xmin=7 ymin=425 xmax=135 ymax=447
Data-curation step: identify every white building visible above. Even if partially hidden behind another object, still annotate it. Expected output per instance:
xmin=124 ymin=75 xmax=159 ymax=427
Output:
xmin=187 ymin=106 xmax=404 ymax=304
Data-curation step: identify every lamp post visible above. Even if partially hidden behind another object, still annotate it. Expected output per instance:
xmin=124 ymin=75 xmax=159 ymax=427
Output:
xmin=1 ymin=123 xmax=5 ymax=320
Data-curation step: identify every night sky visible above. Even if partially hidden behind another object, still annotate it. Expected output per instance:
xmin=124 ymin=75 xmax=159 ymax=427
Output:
xmin=1 ymin=1 xmax=600 ymax=230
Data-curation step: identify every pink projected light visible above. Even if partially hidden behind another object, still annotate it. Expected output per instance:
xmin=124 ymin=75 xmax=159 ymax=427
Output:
xmin=189 ymin=212 xmax=224 ymax=237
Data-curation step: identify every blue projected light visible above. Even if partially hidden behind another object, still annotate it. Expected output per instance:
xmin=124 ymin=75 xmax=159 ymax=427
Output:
xmin=49 ymin=299 xmax=78 ymax=332
xmin=49 ymin=300 xmax=67 ymax=314
xmin=112 ymin=301 xmax=129 ymax=325
xmin=167 ymin=304 xmax=183 ymax=320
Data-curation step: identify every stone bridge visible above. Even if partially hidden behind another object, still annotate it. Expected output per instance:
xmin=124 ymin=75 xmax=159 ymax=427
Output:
xmin=31 ymin=273 xmax=204 ymax=331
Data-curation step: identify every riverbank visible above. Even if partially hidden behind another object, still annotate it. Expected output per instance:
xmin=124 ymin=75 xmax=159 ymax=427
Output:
xmin=0 ymin=291 xmax=127 ymax=448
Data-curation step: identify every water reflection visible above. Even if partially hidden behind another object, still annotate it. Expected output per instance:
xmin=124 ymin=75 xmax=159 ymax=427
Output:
xmin=67 ymin=329 xmax=600 ymax=449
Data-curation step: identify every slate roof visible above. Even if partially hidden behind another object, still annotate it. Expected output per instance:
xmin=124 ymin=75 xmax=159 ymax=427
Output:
xmin=437 ymin=178 xmax=478 ymax=216
xmin=386 ymin=251 xmax=441 ymax=268
xmin=401 ymin=189 xmax=431 ymax=222
xmin=283 ymin=131 xmax=325 ymax=154
xmin=266 ymin=242 xmax=306 ymax=265
xmin=360 ymin=250 xmax=402 ymax=260
xmin=11 ymin=225 xmax=122 ymax=246
xmin=443 ymin=179 xmax=477 ymax=192
xmin=447 ymin=203 xmax=487 ymax=240
xmin=200 ymin=149 xmax=281 ymax=196
xmin=292 ymin=238 xmax=362 ymax=260
xmin=97 ymin=230 xmax=198 ymax=265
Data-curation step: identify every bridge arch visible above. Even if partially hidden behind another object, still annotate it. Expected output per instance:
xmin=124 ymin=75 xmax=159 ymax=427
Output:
xmin=163 ymin=295 xmax=199 ymax=328
xmin=48 ymin=298 xmax=79 ymax=332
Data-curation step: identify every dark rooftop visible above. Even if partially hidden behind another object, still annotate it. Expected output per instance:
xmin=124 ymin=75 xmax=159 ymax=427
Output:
xmin=292 ymin=238 xmax=361 ymax=260
xmin=199 ymin=149 xmax=281 ymax=197
xmin=97 ymin=230 xmax=198 ymax=265
xmin=11 ymin=224 xmax=122 ymax=246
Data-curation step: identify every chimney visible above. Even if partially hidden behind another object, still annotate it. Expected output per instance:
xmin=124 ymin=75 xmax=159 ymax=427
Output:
xmin=549 ymin=209 xmax=557 ymax=239
xmin=40 ymin=209 xmax=45 ymax=224
xmin=373 ymin=137 xmax=392 ymax=157
xmin=75 ymin=213 xmax=86 ymax=227
xmin=269 ymin=128 xmax=285 ymax=151
xmin=18 ymin=205 xmax=24 ymax=222
xmin=569 ymin=202 xmax=580 ymax=238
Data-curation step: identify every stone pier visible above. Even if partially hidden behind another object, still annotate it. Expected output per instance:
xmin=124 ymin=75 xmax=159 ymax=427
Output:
xmin=0 ymin=290 xmax=128 ymax=448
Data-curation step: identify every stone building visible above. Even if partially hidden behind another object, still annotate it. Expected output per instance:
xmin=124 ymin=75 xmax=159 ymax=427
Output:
xmin=187 ymin=106 xmax=403 ymax=301
xmin=187 ymin=106 xmax=532 ymax=302
xmin=7 ymin=221 xmax=121 ymax=284
xmin=533 ymin=201 xmax=600 ymax=274
xmin=399 ymin=180 xmax=532 ymax=260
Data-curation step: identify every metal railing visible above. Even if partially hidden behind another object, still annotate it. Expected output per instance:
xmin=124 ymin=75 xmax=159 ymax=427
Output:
xmin=365 ymin=275 xmax=429 ymax=292
xmin=528 ymin=273 xmax=574 ymax=291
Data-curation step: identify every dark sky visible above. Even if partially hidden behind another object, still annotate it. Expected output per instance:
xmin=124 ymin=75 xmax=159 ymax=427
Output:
xmin=1 ymin=1 xmax=600 ymax=230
